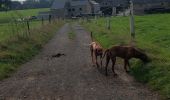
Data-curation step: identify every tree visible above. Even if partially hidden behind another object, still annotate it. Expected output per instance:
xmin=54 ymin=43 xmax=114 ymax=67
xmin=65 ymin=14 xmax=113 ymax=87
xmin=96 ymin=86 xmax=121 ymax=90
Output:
xmin=22 ymin=0 xmax=54 ymax=9
xmin=11 ymin=1 xmax=22 ymax=10
xmin=0 ymin=0 xmax=11 ymax=11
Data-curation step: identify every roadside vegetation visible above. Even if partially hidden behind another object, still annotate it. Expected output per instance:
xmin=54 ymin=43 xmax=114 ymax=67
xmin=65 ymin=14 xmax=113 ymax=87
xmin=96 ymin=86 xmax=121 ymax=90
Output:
xmin=68 ymin=23 xmax=75 ymax=40
xmin=82 ymin=14 xmax=170 ymax=99
xmin=0 ymin=8 xmax=64 ymax=80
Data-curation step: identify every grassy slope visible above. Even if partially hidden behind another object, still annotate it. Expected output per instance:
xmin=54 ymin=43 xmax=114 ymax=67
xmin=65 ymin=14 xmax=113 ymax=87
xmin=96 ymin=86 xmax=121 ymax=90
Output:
xmin=0 ymin=20 xmax=64 ymax=80
xmin=82 ymin=14 xmax=170 ymax=99
xmin=0 ymin=8 xmax=64 ymax=80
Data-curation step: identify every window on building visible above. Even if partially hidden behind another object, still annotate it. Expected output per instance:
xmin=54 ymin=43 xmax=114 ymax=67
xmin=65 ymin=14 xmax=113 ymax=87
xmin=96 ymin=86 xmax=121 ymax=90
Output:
xmin=72 ymin=8 xmax=75 ymax=11
xmin=68 ymin=9 xmax=71 ymax=12
xmin=161 ymin=2 xmax=164 ymax=6
xmin=79 ymin=8 xmax=82 ymax=11
xmin=140 ymin=4 xmax=143 ymax=7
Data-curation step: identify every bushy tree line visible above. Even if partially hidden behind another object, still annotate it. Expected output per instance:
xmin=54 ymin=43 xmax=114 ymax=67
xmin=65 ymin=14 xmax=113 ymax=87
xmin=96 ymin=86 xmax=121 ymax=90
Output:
xmin=21 ymin=0 xmax=55 ymax=9
xmin=0 ymin=0 xmax=11 ymax=11
xmin=0 ymin=0 xmax=55 ymax=11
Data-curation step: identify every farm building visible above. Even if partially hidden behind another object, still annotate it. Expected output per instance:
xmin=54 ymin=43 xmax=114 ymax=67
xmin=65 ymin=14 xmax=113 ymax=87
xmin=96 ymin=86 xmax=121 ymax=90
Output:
xmin=96 ymin=0 xmax=128 ymax=15
xmin=95 ymin=0 xmax=170 ymax=15
xmin=50 ymin=0 xmax=170 ymax=17
xmin=132 ymin=0 xmax=170 ymax=15
xmin=50 ymin=0 xmax=100 ymax=18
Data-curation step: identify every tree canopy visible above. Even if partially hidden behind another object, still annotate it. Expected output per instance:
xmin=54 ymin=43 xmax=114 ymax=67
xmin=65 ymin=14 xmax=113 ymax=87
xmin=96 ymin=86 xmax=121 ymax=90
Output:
xmin=0 ymin=0 xmax=55 ymax=11
xmin=0 ymin=0 xmax=11 ymax=11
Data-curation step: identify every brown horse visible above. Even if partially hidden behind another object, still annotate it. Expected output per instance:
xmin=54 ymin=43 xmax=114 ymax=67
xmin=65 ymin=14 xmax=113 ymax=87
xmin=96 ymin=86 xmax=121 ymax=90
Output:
xmin=103 ymin=45 xmax=149 ymax=76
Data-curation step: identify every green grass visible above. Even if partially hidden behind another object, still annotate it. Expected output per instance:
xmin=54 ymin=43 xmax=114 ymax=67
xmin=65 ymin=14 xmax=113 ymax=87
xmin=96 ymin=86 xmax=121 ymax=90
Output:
xmin=0 ymin=8 xmax=49 ymax=42
xmin=82 ymin=14 xmax=170 ymax=99
xmin=0 ymin=8 xmax=49 ymax=23
xmin=68 ymin=23 xmax=75 ymax=39
xmin=0 ymin=20 xmax=48 ymax=42
xmin=68 ymin=32 xmax=75 ymax=39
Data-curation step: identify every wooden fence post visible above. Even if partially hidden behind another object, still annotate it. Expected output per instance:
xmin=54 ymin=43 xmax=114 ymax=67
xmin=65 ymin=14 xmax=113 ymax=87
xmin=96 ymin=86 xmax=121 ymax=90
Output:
xmin=49 ymin=15 xmax=51 ymax=23
xmin=106 ymin=17 xmax=111 ymax=30
xmin=129 ymin=0 xmax=135 ymax=39
xmin=26 ymin=20 xmax=30 ymax=35
xmin=42 ymin=17 xmax=44 ymax=25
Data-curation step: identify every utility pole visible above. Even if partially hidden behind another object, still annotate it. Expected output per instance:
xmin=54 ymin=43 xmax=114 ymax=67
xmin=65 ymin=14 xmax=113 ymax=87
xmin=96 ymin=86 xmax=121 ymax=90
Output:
xmin=129 ymin=0 xmax=135 ymax=39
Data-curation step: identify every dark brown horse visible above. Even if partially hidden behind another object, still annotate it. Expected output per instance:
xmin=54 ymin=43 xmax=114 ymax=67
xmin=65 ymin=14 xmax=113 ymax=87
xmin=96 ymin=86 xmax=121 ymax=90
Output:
xmin=103 ymin=45 xmax=149 ymax=76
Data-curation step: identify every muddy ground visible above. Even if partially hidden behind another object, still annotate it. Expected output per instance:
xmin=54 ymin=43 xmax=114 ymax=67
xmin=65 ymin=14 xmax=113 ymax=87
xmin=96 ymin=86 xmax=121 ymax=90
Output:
xmin=0 ymin=24 xmax=160 ymax=100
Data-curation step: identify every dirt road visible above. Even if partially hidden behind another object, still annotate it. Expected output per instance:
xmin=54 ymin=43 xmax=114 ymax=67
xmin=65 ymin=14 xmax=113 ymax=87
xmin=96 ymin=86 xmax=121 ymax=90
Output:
xmin=0 ymin=23 xmax=160 ymax=100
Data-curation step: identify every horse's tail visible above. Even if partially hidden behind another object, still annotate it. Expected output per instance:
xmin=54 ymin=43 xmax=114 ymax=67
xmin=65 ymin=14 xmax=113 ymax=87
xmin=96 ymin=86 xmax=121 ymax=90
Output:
xmin=102 ymin=49 xmax=109 ymax=59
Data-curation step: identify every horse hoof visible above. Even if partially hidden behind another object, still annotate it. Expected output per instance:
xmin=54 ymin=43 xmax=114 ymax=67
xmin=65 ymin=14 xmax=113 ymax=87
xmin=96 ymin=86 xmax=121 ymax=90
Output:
xmin=113 ymin=73 xmax=118 ymax=76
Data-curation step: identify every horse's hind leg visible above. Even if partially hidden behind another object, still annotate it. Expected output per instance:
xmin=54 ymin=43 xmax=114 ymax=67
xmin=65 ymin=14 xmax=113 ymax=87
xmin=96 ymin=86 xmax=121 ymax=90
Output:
xmin=95 ymin=55 xmax=99 ymax=68
xmin=100 ymin=55 xmax=102 ymax=67
xmin=124 ymin=59 xmax=129 ymax=72
xmin=105 ymin=54 xmax=110 ymax=76
xmin=90 ymin=47 xmax=94 ymax=64
xmin=111 ymin=57 xmax=117 ymax=76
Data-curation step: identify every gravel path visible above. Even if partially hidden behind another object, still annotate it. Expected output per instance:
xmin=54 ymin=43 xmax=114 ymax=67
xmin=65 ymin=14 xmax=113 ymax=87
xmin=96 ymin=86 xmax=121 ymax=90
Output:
xmin=0 ymin=23 xmax=160 ymax=100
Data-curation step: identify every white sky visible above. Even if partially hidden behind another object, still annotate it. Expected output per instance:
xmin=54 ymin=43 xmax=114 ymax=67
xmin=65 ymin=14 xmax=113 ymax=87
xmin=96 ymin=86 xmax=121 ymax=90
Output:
xmin=11 ymin=0 xmax=26 ymax=1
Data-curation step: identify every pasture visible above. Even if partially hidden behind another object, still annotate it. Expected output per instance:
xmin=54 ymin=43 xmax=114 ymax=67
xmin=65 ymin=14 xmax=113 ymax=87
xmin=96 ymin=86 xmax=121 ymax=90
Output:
xmin=0 ymin=8 xmax=49 ymax=23
xmin=0 ymin=8 xmax=49 ymax=42
xmin=82 ymin=14 xmax=170 ymax=99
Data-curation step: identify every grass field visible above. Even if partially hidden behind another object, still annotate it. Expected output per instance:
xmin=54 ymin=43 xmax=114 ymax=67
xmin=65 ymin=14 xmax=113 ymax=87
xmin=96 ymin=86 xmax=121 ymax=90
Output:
xmin=0 ymin=8 xmax=64 ymax=80
xmin=0 ymin=8 xmax=49 ymax=23
xmin=82 ymin=14 xmax=170 ymax=99
xmin=0 ymin=20 xmax=47 ymax=42
xmin=0 ymin=8 xmax=49 ymax=42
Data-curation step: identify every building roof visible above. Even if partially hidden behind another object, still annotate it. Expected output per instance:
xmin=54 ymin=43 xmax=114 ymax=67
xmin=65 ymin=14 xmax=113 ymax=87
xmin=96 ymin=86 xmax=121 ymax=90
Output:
xmin=95 ymin=0 xmax=170 ymax=5
xmin=132 ymin=0 xmax=170 ymax=4
xmin=90 ymin=0 xmax=99 ymax=5
xmin=113 ymin=0 xmax=127 ymax=6
xmin=51 ymin=0 xmax=90 ymax=9
xmin=70 ymin=0 xmax=89 ymax=6
xmin=51 ymin=0 xmax=67 ymax=9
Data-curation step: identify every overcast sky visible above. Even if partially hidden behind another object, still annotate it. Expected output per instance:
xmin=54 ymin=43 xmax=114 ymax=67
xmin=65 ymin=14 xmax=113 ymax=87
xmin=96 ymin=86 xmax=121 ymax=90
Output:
xmin=11 ymin=0 xmax=26 ymax=1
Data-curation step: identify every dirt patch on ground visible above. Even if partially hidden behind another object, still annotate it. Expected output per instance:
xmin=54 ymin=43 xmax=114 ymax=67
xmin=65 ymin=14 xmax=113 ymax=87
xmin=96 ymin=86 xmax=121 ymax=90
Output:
xmin=0 ymin=23 xmax=160 ymax=100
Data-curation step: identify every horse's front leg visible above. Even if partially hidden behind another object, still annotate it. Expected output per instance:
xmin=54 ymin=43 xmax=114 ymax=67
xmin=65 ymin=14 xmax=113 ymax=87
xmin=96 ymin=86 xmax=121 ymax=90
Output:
xmin=127 ymin=60 xmax=131 ymax=70
xmin=111 ymin=57 xmax=117 ymax=76
xmin=105 ymin=54 xmax=110 ymax=76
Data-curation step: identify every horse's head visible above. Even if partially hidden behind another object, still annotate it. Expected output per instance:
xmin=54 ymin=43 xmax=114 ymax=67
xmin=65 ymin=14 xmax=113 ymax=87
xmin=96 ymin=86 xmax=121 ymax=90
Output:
xmin=135 ymin=48 xmax=150 ymax=63
xmin=140 ymin=53 xmax=150 ymax=63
